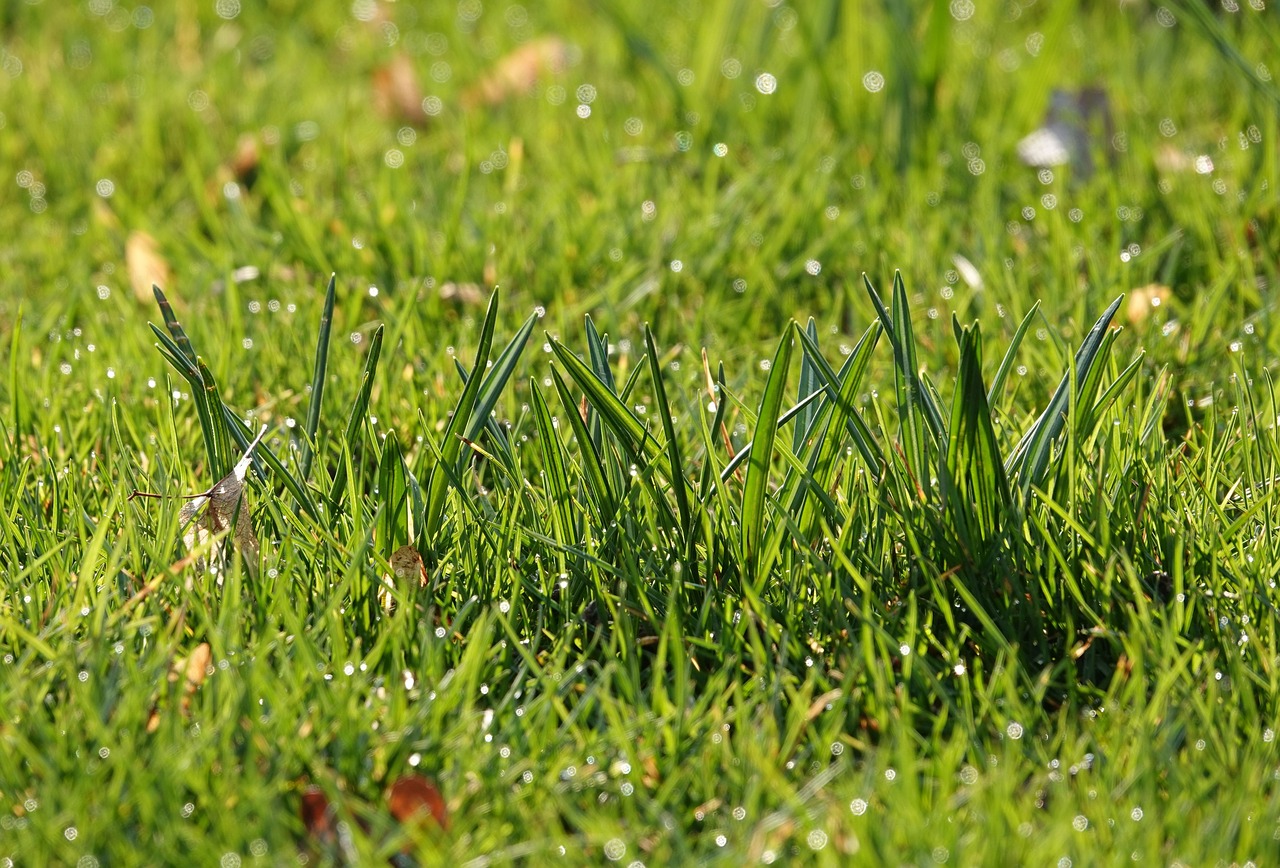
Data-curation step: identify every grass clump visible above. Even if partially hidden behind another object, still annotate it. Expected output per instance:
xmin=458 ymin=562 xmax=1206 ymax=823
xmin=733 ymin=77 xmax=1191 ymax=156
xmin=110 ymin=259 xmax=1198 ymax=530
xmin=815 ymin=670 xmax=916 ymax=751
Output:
xmin=2 ymin=1 xmax=1280 ymax=864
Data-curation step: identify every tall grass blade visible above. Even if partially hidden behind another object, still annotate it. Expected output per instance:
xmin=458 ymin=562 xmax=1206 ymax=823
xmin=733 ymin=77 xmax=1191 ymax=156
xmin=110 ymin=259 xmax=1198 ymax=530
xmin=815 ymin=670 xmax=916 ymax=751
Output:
xmin=645 ymin=325 xmax=693 ymax=540
xmin=328 ymin=324 xmax=385 ymax=510
xmin=943 ymin=322 xmax=1012 ymax=562
xmin=741 ymin=323 xmax=794 ymax=583
xmin=376 ymin=430 xmax=408 ymax=551
xmin=988 ymin=301 xmax=1041 ymax=407
xmin=422 ymin=289 xmax=499 ymax=548
xmin=300 ymin=274 xmax=336 ymax=482
xmin=529 ymin=380 xmax=575 ymax=551
xmin=1007 ymin=296 xmax=1124 ymax=497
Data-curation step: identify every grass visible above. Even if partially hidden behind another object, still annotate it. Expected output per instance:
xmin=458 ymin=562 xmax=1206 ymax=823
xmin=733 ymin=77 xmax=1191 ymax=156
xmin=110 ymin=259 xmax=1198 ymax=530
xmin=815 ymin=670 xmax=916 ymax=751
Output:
xmin=2 ymin=0 xmax=1280 ymax=864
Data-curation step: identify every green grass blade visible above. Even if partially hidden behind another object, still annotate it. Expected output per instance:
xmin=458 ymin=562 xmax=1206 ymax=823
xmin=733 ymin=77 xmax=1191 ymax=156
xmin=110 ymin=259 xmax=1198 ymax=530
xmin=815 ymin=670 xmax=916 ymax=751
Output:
xmin=1007 ymin=295 xmax=1124 ymax=497
xmin=8 ymin=305 xmax=24 ymax=436
xmin=987 ymin=300 xmax=1041 ymax=408
xmin=463 ymin=309 xmax=538 ymax=441
xmin=422 ymin=289 xmax=500 ymax=546
xmin=376 ymin=430 xmax=408 ymax=551
xmin=300 ymin=274 xmax=336 ymax=483
xmin=794 ymin=321 xmax=886 ymax=476
xmin=529 ymin=379 xmax=575 ymax=551
xmin=793 ymin=318 xmax=820 ymax=454
xmin=327 ymin=324 xmax=385 ymax=511
xmin=741 ymin=322 xmax=795 ymax=583
xmin=550 ymin=366 xmax=615 ymax=520
xmin=645 ymin=325 xmax=692 ymax=540
xmin=943 ymin=322 xmax=1012 ymax=561
xmin=151 ymin=285 xmax=196 ymax=364
xmin=547 ymin=337 xmax=662 ymax=467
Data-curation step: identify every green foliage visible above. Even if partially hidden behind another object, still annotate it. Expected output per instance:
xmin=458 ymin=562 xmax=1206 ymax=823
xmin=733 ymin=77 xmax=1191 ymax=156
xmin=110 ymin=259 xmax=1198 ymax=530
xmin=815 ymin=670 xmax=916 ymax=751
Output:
xmin=2 ymin=1 xmax=1280 ymax=864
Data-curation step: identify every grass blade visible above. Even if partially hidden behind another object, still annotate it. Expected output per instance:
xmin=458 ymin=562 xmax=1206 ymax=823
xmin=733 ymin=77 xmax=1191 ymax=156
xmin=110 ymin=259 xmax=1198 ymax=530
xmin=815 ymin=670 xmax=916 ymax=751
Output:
xmin=645 ymin=324 xmax=693 ymax=541
xmin=328 ymin=324 xmax=385 ymax=511
xmin=1007 ymin=295 xmax=1124 ymax=497
xmin=741 ymin=322 xmax=794 ymax=583
xmin=300 ymin=274 xmax=336 ymax=482
xmin=422 ymin=289 xmax=500 ymax=547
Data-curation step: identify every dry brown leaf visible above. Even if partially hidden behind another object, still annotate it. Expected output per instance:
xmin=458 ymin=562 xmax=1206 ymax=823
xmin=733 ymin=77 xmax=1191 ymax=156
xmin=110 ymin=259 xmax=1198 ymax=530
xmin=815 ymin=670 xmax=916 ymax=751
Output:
xmin=300 ymin=787 xmax=337 ymax=847
xmin=126 ymin=231 xmax=172 ymax=304
xmin=1127 ymin=283 xmax=1171 ymax=324
xmin=387 ymin=774 xmax=449 ymax=830
xmin=379 ymin=545 xmax=427 ymax=612
xmin=463 ymin=37 xmax=570 ymax=108
xmin=180 ymin=427 xmax=267 ymax=580
xmin=184 ymin=643 xmax=213 ymax=689
xmin=438 ymin=282 xmax=485 ymax=305
xmin=230 ymin=133 xmax=260 ymax=185
xmin=146 ymin=642 xmax=215 ymax=733
xmin=373 ymin=54 xmax=427 ymax=125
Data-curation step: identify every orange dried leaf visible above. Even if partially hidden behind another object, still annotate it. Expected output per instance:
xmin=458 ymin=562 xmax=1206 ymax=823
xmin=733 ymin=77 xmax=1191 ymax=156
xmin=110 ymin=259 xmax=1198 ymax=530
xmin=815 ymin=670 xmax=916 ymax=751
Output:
xmin=464 ymin=36 xmax=570 ymax=108
xmin=230 ymin=133 xmax=260 ymax=184
xmin=1127 ymin=283 xmax=1171 ymax=324
xmin=373 ymin=54 xmax=427 ymax=125
xmin=387 ymin=774 xmax=448 ymax=830
xmin=184 ymin=643 xmax=213 ymax=690
xmin=300 ymin=787 xmax=336 ymax=845
xmin=126 ymin=231 xmax=172 ymax=303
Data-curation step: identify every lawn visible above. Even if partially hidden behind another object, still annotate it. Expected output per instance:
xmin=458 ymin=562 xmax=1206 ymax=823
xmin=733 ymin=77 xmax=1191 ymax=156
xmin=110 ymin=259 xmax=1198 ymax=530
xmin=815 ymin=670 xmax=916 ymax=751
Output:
xmin=2 ymin=0 xmax=1279 ymax=864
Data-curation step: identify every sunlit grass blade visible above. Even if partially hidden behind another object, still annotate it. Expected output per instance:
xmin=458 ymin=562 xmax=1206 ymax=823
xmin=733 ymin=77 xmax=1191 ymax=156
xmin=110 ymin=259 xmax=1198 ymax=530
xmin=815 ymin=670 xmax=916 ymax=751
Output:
xmin=794 ymin=321 xmax=883 ymax=539
xmin=151 ymin=285 xmax=196 ymax=364
xmin=529 ymin=379 xmax=575 ymax=554
xmin=463 ymin=309 xmax=538 ymax=441
xmin=547 ymin=337 xmax=664 ymax=469
xmin=327 ymin=324 xmax=384 ymax=511
xmin=645 ymin=324 xmax=693 ymax=542
xmin=549 ymin=366 xmax=615 ymax=521
xmin=942 ymin=321 xmax=1012 ymax=562
xmin=741 ymin=322 xmax=794 ymax=584
xmin=376 ymin=430 xmax=408 ymax=552
xmin=422 ymin=289 xmax=499 ymax=548
xmin=1007 ymin=295 xmax=1124 ymax=497
xmin=793 ymin=318 xmax=821 ymax=454
xmin=988 ymin=300 xmax=1041 ymax=407
xmin=864 ymin=273 xmax=943 ymax=493
xmin=719 ymin=384 xmax=830 ymax=481
xmin=300 ymin=274 xmax=336 ymax=482
xmin=8 ymin=306 xmax=24 ymax=436
xmin=794 ymin=321 xmax=885 ymax=476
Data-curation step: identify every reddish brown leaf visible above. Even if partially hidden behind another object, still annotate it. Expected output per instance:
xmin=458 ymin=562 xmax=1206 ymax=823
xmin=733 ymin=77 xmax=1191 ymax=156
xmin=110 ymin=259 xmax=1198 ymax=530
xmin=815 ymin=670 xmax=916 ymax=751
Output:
xmin=463 ymin=37 xmax=570 ymax=108
xmin=387 ymin=775 xmax=448 ymax=830
xmin=373 ymin=54 xmax=428 ymax=125
xmin=1127 ymin=283 xmax=1171 ymax=325
xmin=300 ymin=787 xmax=337 ymax=845
xmin=126 ymin=230 xmax=172 ymax=303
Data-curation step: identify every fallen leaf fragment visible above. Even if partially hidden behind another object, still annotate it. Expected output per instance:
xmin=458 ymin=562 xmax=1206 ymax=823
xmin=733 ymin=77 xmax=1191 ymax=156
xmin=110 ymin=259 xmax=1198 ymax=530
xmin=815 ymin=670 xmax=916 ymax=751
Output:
xmin=379 ymin=545 xmax=427 ymax=612
xmin=231 ymin=133 xmax=260 ymax=185
xmin=300 ymin=786 xmax=337 ymax=847
xmin=1127 ymin=283 xmax=1171 ymax=324
xmin=126 ymin=231 xmax=172 ymax=303
xmin=146 ymin=642 xmax=214 ymax=733
xmin=373 ymin=54 xmax=427 ymax=125
xmin=463 ymin=36 xmax=570 ymax=108
xmin=180 ymin=427 xmax=267 ymax=580
xmin=387 ymin=774 xmax=449 ymax=830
